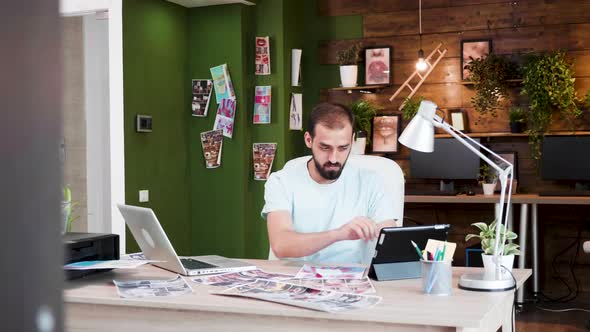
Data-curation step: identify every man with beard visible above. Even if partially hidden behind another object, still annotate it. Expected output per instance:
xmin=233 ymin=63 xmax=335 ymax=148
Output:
xmin=261 ymin=103 xmax=398 ymax=264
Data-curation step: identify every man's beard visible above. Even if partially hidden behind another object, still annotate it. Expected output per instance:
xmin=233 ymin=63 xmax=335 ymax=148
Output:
xmin=311 ymin=154 xmax=347 ymax=181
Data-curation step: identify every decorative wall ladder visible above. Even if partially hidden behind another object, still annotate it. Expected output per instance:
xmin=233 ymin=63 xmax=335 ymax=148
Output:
xmin=389 ymin=43 xmax=448 ymax=110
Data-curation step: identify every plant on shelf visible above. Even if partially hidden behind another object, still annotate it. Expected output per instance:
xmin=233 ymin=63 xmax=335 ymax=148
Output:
xmin=465 ymin=53 xmax=517 ymax=117
xmin=349 ymin=99 xmax=378 ymax=154
xmin=465 ymin=219 xmax=520 ymax=273
xmin=477 ymin=164 xmax=497 ymax=195
xmin=336 ymin=42 xmax=362 ymax=88
xmin=401 ymin=95 xmax=425 ymax=120
xmin=521 ymin=50 xmax=583 ymax=162
xmin=508 ymin=106 xmax=527 ymax=133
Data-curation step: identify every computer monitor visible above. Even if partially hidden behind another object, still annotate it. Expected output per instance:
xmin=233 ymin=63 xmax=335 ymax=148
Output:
xmin=410 ymin=138 xmax=481 ymax=193
xmin=541 ymin=136 xmax=590 ymax=191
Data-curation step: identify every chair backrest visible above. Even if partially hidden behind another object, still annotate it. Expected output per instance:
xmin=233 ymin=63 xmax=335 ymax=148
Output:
xmin=267 ymin=154 xmax=405 ymax=262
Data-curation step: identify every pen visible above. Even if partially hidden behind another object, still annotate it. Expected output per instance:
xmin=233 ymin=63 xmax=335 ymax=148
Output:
xmin=410 ymin=241 xmax=424 ymax=260
xmin=427 ymin=251 xmax=434 ymax=261
xmin=441 ymin=241 xmax=447 ymax=261
xmin=434 ymin=247 xmax=441 ymax=261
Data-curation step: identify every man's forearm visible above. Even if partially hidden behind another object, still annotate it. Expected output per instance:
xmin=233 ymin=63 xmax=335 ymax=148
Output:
xmin=271 ymin=229 xmax=342 ymax=258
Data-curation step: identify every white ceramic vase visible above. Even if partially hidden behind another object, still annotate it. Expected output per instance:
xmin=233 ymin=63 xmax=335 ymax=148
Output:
xmin=351 ymin=131 xmax=367 ymax=155
xmin=339 ymin=65 xmax=358 ymax=87
xmin=482 ymin=183 xmax=495 ymax=195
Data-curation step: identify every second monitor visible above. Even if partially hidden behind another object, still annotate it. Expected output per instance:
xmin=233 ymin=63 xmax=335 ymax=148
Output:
xmin=410 ymin=138 xmax=481 ymax=194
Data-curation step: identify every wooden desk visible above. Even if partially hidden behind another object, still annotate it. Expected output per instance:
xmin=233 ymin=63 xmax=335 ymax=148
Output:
xmin=405 ymin=194 xmax=590 ymax=302
xmin=65 ymin=259 xmax=531 ymax=332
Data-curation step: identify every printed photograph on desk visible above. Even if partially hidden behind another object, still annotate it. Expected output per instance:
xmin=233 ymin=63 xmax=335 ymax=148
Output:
xmin=283 ymin=277 xmax=376 ymax=294
xmin=200 ymin=129 xmax=223 ymax=168
xmin=295 ymin=264 xmax=366 ymax=279
xmin=253 ymin=143 xmax=277 ymax=181
xmin=213 ymin=98 xmax=236 ymax=138
xmin=210 ymin=63 xmax=236 ymax=104
xmin=371 ymin=115 xmax=400 ymax=153
xmin=255 ymin=36 xmax=271 ymax=75
xmin=192 ymin=269 xmax=293 ymax=288
xmin=212 ymin=279 xmax=381 ymax=313
xmin=253 ymin=85 xmax=271 ymax=124
xmin=191 ymin=79 xmax=212 ymax=117
xmin=114 ymin=275 xmax=192 ymax=298
xmin=289 ymin=93 xmax=303 ymax=130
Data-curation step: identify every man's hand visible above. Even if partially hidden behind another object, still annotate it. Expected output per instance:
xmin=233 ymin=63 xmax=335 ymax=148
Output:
xmin=336 ymin=217 xmax=380 ymax=241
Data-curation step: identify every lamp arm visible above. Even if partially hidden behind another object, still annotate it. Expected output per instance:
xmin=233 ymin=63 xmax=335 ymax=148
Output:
xmin=433 ymin=117 xmax=515 ymax=273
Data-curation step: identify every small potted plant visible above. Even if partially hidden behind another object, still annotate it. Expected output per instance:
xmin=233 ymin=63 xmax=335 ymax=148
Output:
xmin=401 ymin=95 xmax=425 ymax=120
xmin=508 ymin=106 xmax=526 ymax=133
xmin=349 ymin=99 xmax=377 ymax=154
xmin=336 ymin=42 xmax=362 ymax=88
xmin=478 ymin=164 xmax=497 ymax=195
xmin=465 ymin=219 xmax=520 ymax=274
xmin=62 ymin=186 xmax=79 ymax=234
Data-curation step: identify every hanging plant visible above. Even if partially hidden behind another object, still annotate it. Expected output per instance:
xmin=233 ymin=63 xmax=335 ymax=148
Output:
xmin=521 ymin=50 xmax=582 ymax=161
xmin=465 ymin=53 xmax=516 ymax=117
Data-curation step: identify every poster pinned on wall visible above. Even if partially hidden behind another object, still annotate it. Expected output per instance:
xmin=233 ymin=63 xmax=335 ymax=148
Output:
xmin=191 ymin=79 xmax=212 ymax=117
xmin=210 ymin=64 xmax=236 ymax=104
xmin=213 ymin=98 xmax=236 ymax=138
xmin=253 ymin=143 xmax=277 ymax=181
xmin=289 ymin=93 xmax=302 ymax=131
xmin=254 ymin=86 xmax=271 ymax=124
xmin=200 ymin=129 xmax=223 ymax=169
xmin=255 ymin=36 xmax=271 ymax=75
xmin=291 ymin=49 xmax=302 ymax=86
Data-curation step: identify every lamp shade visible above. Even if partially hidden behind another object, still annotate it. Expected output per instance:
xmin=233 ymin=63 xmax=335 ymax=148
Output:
xmin=398 ymin=100 xmax=437 ymax=153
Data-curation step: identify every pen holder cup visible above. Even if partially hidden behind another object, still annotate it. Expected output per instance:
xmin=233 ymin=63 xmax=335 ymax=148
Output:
xmin=421 ymin=260 xmax=452 ymax=296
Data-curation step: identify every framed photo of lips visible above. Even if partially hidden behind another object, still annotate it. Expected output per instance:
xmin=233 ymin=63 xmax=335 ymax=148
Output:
xmin=365 ymin=46 xmax=392 ymax=86
xmin=371 ymin=115 xmax=400 ymax=154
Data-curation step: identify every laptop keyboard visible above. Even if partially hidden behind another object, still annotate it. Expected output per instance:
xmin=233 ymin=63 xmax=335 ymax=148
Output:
xmin=180 ymin=258 xmax=217 ymax=270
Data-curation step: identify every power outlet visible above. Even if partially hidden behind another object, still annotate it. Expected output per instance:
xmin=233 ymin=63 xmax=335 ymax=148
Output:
xmin=139 ymin=190 xmax=149 ymax=202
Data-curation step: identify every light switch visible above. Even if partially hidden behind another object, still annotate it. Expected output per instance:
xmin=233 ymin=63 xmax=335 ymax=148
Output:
xmin=139 ymin=190 xmax=149 ymax=202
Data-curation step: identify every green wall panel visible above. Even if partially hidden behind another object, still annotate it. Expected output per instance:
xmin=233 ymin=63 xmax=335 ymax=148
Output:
xmin=123 ymin=0 xmax=191 ymax=255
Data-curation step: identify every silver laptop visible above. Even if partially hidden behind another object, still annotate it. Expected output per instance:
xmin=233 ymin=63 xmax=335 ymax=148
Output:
xmin=117 ymin=204 xmax=256 ymax=276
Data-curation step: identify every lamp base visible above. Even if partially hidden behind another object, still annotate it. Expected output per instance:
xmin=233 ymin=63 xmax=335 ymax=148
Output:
xmin=458 ymin=273 xmax=515 ymax=292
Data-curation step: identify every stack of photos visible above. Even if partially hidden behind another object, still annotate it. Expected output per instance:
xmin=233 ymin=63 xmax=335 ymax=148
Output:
xmin=212 ymin=279 xmax=381 ymax=313
xmin=213 ymin=99 xmax=236 ymax=138
xmin=253 ymin=143 xmax=277 ymax=181
xmin=295 ymin=264 xmax=366 ymax=279
xmin=114 ymin=276 xmax=192 ymax=298
xmin=255 ymin=36 xmax=271 ymax=75
xmin=191 ymin=79 xmax=212 ymax=117
xmin=200 ymin=129 xmax=223 ymax=168
xmin=210 ymin=64 xmax=236 ymax=104
xmin=289 ymin=93 xmax=303 ymax=130
xmin=192 ymin=269 xmax=293 ymax=287
xmin=253 ymin=86 xmax=271 ymax=124
xmin=280 ymin=277 xmax=376 ymax=295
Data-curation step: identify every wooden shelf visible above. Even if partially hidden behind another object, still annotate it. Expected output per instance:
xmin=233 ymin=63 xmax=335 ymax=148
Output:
xmin=460 ymin=79 xmax=523 ymax=86
xmin=328 ymin=85 xmax=388 ymax=94
xmin=434 ymin=131 xmax=590 ymax=138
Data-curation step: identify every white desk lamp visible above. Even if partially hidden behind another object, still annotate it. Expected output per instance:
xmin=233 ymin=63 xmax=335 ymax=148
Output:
xmin=399 ymin=100 xmax=516 ymax=291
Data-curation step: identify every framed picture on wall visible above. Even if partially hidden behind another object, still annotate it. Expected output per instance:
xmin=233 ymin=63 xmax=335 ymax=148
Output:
xmin=492 ymin=151 xmax=518 ymax=192
xmin=365 ymin=46 xmax=392 ymax=86
xmin=450 ymin=109 xmax=468 ymax=132
xmin=371 ymin=115 xmax=400 ymax=153
xmin=461 ymin=39 xmax=492 ymax=80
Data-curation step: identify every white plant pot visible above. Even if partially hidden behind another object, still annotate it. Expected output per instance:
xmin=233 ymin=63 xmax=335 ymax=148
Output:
xmin=482 ymin=254 xmax=515 ymax=277
xmin=351 ymin=131 xmax=366 ymax=155
xmin=339 ymin=65 xmax=358 ymax=88
xmin=482 ymin=183 xmax=495 ymax=195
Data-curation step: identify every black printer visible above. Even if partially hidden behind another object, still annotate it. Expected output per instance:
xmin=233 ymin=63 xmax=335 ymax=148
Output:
xmin=63 ymin=232 xmax=119 ymax=280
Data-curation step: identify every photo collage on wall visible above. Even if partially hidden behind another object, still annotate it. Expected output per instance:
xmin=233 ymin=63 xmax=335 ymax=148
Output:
xmin=191 ymin=79 xmax=212 ymax=117
xmin=253 ymin=143 xmax=277 ymax=181
xmin=289 ymin=93 xmax=303 ymax=130
xmin=200 ymin=129 xmax=223 ymax=169
xmin=255 ymin=36 xmax=271 ymax=75
xmin=213 ymin=98 xmax=236 ymax=138
xmin=254 ymin=86 xmax=271 ymax=124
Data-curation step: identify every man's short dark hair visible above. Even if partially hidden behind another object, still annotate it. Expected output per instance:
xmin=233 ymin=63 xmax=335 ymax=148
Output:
xmin=307 ymin=103 xmax=355 ymax=137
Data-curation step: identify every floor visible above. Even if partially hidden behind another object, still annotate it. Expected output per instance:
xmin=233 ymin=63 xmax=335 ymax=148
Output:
xmin=515 ymin=293 xmax=590 ymax=331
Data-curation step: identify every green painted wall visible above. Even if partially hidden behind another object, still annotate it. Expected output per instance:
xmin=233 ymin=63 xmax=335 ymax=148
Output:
xmin=122 ymin=0 xmax=363 ymax=258
xmin=123 ymin=0 xmax=191 ymax=254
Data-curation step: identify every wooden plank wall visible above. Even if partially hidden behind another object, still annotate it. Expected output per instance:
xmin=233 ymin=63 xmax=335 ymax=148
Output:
xmin=319 ymin=0 xmax=590 ymax=294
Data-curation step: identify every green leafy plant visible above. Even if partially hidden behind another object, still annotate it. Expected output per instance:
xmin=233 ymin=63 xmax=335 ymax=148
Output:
xmin=465 ymin=219 xmax=520 ymax=255
xmin=509 ymin=106 xmax=526 ymax=123
xmin=401 ymin=96 xmax=425 ymax=120
xmin=521 ymin=51 xmax=582 ymax=161
xmin=63 ymin=186 xmax=79 ymax=233
xmin=336 ymin=42 xmax=362 ymax=66
xmin=477 ymin=164 xmax=497 ymax=184
xmin=465 ymin=53 xmax=517 ymax=117
xmin=349 ymin=99 xmax=378 ymax=144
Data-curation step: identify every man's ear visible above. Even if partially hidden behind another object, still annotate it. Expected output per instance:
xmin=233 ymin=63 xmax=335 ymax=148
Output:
xmin=304 ymin=132 xmax=313 ymax=148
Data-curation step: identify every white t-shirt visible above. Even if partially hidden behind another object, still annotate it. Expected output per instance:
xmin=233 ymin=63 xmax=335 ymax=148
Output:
xmin=261 ymin=157 xmax=396 ymax=264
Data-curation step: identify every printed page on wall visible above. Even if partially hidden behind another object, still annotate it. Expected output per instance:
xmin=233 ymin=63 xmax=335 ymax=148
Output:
xmin=253 ymin=143 xmax=277 ymax=181
xmin=253 ymin=86 xmax=271 ymax=124
xmin=255 ymin=36 xmax=271 ymax=75
xmin=213 ymin=98 xmax=236 ymax=138
xmin=191 ymin=79 xmax=212 ymax=117
xmin=289 ymin=93 xmax=303 ymax=130
xmin=291 ymin=49 xmax=302 ymax=86
xmin=200 ymin=129 xmax=223 ymax=168
xmin=210 ymin=64 xmax=236 ymax=104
